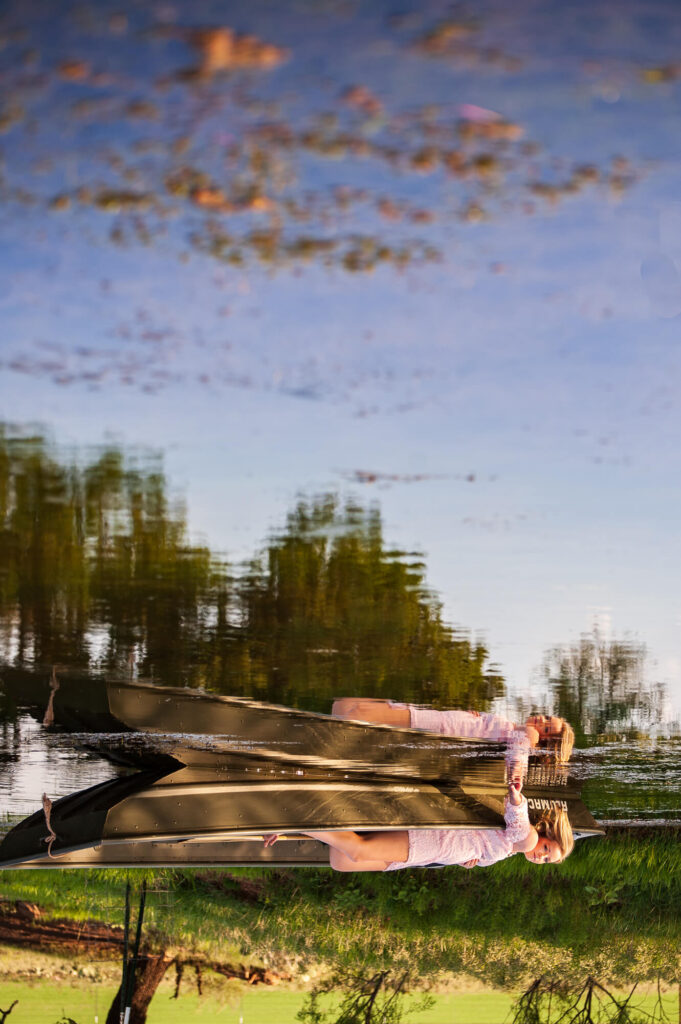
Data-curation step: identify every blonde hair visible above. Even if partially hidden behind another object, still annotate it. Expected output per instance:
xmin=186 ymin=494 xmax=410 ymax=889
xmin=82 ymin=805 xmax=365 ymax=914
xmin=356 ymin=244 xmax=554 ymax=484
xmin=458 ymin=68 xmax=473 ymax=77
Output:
xmin=537 ymin=719 xmax=575 ymax=765
xmin=555 ymin=721 xmax=575 ymax=764
xmin=535 ymin=806 xmax=574 ymax=862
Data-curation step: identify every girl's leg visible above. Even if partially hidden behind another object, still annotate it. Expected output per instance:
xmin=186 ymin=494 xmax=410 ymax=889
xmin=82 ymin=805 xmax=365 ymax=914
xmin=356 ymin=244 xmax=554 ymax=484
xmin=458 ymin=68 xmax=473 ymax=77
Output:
xmin=303 ymin=829 xmax=409 ymax=869
xmin=328 ymin=848 xmax=394 ymax=872
xmin=331 ymin=699 xmax=411 ymax=728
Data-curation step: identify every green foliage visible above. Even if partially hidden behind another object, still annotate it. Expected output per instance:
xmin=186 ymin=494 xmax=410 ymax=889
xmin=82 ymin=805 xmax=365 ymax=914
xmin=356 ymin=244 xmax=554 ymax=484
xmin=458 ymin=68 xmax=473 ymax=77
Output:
xmin=584 ymin=883 xmax=625 ymax=911
xmin=232 ymin=495 xmax=503 ymax=709
xmin=0 ymin=431 xmax=218 ymax=686
xmin=388 ymin=875 xmax=435 ymax=917
xmin=333 ymin=882 xmax=367 ymax=913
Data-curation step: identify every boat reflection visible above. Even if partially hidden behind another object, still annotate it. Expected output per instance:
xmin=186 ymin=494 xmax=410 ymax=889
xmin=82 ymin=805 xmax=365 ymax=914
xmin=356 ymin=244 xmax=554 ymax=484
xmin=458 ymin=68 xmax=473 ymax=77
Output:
xmin=2 ymin=669 xmax=566 ymax=778
xmin=0 ymin=676 xmax=603 ymax=869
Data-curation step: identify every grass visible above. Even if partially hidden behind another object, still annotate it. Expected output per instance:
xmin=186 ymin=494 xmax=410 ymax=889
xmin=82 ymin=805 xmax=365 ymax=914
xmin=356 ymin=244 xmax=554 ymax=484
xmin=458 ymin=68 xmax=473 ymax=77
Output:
xmin=0 ymin=984 xmax=541 ymax=1024
xmin=2 ymin=832 xmax=681 ymax=986
xmin=0 ymin=982 xmax=678 ymax=1024
xmin=0 ymin=983 xmax=305 ymax=1024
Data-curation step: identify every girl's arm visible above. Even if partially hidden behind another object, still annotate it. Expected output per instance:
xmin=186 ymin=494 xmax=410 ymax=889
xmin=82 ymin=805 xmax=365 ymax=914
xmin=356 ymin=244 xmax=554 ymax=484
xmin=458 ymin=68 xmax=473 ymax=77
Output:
xmin=506 ymin=736 xmax=530 ymax=786
xmin=331 ymin=698 xmax=532 ymax=749
xmin=332 ymin=699 xmax=514 ymax=739
xmin=504 ymin=786 xmax=534 ymax=851
xmin=398 ymin=706 xmax=519 ymax=741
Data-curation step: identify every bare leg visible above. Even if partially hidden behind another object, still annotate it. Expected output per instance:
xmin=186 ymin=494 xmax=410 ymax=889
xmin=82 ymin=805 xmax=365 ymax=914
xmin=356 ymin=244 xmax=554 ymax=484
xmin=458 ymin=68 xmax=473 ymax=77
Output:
xmin=331 ymin=698 xmax=411 ymax=728
xmin=303 ymin=829 xmax=409 ymax=870
xmin=328 ymin=848 xmax=395 ymax=872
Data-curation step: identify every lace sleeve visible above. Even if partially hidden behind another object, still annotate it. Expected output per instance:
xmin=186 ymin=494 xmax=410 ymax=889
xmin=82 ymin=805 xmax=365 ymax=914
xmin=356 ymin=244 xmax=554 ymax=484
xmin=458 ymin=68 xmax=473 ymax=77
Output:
xmin=503 ymin=796 xmax=532 ymax=846
xmin=505 ymin=731 xmax=530 ymax=778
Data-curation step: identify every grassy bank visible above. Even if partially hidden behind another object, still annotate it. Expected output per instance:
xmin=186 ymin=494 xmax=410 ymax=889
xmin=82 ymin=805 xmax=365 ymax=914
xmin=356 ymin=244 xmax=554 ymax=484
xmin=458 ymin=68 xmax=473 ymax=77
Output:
xmin=1 ymin=832 xmax=681 ymax=986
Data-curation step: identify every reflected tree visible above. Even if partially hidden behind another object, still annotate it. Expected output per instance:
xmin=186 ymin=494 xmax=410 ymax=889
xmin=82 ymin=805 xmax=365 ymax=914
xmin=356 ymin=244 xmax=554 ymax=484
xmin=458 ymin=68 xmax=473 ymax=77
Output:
xmin=297 ymin=968 xmax=434 ymax=1024
xmin=511 ymin=977 xmax=674 ymax=1024
xmin=0 ymin=431 xmax=222 ymax=687
xmin=541 ymin=630 xmax=666 ymax=746
xmin=0 ymin=431 xmax=90 ymax=667
xmin=0 ymin=429 xmax=504 ymax=711
xmin=236 ymin=496 xmax=504 ymax=709
xmin=84 ymin=448 xmax=224 ymax=688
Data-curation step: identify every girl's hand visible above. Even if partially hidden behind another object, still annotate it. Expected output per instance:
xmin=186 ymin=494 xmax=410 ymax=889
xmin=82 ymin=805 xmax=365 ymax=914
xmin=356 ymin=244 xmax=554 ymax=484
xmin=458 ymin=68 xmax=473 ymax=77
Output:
xmin=263 ymin=834 xmax=279 ymax=847
xmin=461 ymin=858 xmax=479 ymax=868
xmin=507 ymin=781 xmax=523 ymax=805
xmin=524 ymin=724 xmax=540 ymax=747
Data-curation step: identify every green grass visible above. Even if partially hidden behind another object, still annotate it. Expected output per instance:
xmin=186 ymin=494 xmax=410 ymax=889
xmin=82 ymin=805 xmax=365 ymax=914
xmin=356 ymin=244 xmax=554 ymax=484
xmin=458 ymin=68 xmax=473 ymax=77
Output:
xmin=0 ymin=983 xmax=678 ymax=1024
xmin=2 ymin=832 xmax=681 ymax=986
xmin=0 ymin=984 xmax=517 ymax=1024
xmin=0 ymin=983 xmax=307 ymax=1024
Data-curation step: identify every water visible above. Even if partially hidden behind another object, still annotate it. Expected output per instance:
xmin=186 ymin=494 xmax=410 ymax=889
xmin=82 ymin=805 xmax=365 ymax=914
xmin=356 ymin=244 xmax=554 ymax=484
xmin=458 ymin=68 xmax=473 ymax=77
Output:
xmin=3 ymin=0 xmax=680 ymax=706
xmin=1 ymin=0 xmax=681 ymax=1003
xmin=1 ymin=0 xmax=680 ymax=799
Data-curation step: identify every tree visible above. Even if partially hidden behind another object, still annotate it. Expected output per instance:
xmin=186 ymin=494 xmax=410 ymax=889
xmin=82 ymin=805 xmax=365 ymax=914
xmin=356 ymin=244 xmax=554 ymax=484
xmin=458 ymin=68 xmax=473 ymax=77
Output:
xmin=104 ymin=954 xmax=174 ymax=1024
xmin=0 ymin=1003 xmax=17 ymax=1024
xmin=541 ymin=629 xmax=666 ymax=746
xmin=511 ymin=977 xmax=674 ymax=1024
xmin=297 ymin=968 xmax=434 ymax=1024
xmin=0 ymin=430 xmax=224 ymax=690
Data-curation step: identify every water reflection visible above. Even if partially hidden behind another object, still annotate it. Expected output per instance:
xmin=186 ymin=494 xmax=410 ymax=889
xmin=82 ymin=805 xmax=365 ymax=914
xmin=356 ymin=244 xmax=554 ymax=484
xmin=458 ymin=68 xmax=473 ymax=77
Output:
xmin=0 ymin=681 xmax=601 ymax=869
xmin=0 ymin=427 xmax=676 ymax=832
xmin=332 ymin=699 xmax=574 ymax=762
xmin=0 ymin=671 xmax=568 ymax=777
xmin=540 ymin=631 xmax=667 ymax=746
xmin=1 ymin=428 xmax=665 ymax=733
xmin=0 ymin=428 xmax=503 ymax=708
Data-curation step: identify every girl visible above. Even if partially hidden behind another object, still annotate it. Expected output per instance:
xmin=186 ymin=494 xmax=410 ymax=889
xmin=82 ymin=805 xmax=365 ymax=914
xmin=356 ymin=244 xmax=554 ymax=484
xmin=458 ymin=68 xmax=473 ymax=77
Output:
xmin=331 ymin=699 xmax=575 ymax=765
xmin=265 ymin=782 xmax=574 ymax=871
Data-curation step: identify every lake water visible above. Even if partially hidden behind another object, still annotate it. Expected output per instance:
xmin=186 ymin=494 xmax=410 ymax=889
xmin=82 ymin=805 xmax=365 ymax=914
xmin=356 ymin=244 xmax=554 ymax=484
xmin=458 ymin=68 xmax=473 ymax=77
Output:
xmin=1 ymin=0 xmax=681 ymax=842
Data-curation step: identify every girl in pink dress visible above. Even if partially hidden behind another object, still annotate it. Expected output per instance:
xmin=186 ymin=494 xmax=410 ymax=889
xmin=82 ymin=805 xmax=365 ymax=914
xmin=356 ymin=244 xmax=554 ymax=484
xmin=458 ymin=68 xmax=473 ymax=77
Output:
xmin=331 ymin=699 xmax=574 ymax=764
xmin=264 ymin=783 xmax=574 ymax=871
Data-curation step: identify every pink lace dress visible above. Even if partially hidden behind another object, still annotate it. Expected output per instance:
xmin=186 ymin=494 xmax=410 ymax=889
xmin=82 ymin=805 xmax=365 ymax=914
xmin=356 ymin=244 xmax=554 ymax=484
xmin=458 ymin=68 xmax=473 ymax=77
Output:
xmin=388 ymin=703 xmax=531 ymax=775
xmin=390 ymin=704 xmax=520 ymax=741
xmin=385 ymin=796 xmax=532 ymax=870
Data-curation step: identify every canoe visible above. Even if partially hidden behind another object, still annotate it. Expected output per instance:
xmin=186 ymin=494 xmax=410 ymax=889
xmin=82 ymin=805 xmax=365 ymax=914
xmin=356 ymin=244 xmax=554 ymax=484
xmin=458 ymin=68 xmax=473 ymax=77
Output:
xmin=0 ymin=748 xmax=603 ymax=869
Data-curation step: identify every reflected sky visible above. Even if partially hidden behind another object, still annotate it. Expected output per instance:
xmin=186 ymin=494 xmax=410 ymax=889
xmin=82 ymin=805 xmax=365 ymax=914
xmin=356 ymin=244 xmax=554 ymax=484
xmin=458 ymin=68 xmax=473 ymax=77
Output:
xmin=1 ymin=0 xmax=681 ymax=718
